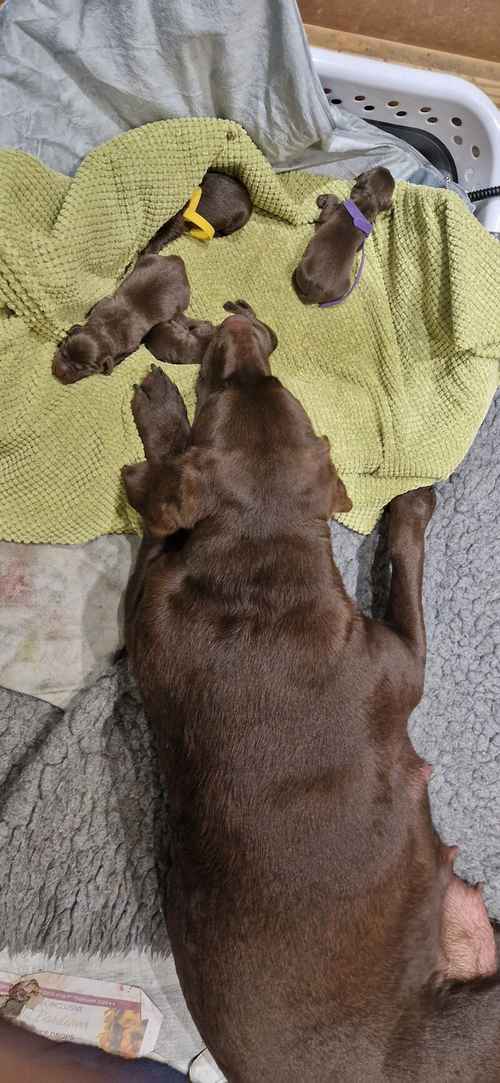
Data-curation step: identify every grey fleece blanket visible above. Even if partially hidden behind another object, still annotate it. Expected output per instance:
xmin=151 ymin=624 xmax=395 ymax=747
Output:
xmin=0 ymin=393 xmax=498 ymax=958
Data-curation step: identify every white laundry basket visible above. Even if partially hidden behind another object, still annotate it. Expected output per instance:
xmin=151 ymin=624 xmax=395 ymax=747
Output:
xmin=311 ymin=46 xmax=500 ymax=233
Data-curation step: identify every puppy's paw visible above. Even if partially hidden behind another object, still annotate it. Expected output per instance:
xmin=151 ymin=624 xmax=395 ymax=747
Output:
xmin=190 ymin=318 xmax=214 ymax=341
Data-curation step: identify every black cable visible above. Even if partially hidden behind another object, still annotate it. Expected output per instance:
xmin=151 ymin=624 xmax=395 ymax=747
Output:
xmin=187 ymin=1048 xmax=208 ymax=1080
xmin=467 ymin=185 xmax=500 ymax=201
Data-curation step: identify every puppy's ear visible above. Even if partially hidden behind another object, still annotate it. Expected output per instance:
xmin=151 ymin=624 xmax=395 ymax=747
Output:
xmin=378 ymin=182 xmax=395 ymax=213
xmin=223 ymin=299 xmax=256 ymax=318
xmin=331 ymin=473 xmax=352 ymax=514
xmin=316 ymin=193 xmax=340 ymax=211
xmin=122 ymin=462 xmax=151 ymax=514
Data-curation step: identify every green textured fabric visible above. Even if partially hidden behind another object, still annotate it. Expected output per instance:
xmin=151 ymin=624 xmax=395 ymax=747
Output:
xmin=0 ymin=117 xmax=498 ymax=542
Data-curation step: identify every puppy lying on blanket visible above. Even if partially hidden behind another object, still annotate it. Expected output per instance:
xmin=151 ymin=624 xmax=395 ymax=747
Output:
xmin=53 ymin=254 xmax=209 ymax=384
xmin=142 ymin=170 xmax=253 ymax=255
xmin=123 ymin=303 xmax=498 ymax=1083
xmin=293 ymin=166 xmax=394 ymax=305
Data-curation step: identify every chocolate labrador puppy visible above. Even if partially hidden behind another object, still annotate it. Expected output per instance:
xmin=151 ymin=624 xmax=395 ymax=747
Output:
xmin=293 ymin=166 xmax=395 ymax=305
xmin=53 ymin=254 xmax=204 ymax=384
xmin=123 ymin=301 xmax=499 ymax=1082
xmin=142 ymin=171 xmax=253 ymax=256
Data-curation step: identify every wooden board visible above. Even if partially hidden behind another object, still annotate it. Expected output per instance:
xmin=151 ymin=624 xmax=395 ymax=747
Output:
xmin=299 ymin=0 xmax=500 ymax=65
xmin=305 ymin=24 xmax=500 ymax=109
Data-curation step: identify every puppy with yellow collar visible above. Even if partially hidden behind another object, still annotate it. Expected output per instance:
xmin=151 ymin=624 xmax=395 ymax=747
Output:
xmin=143 ymin=170 xmax=252 ymax=255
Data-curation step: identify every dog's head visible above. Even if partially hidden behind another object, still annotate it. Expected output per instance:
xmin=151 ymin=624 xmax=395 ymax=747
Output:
xmin=124 ymin=299 xmax=351 ymax=539
xmin=52 ymin=325 xmax=112 ymax=384
xmin=292 ymin=167 xmax=394 ymax=305
xmin=349 ymin=166 xmax=395 ymax=215
xmin=197 ymin=172 xmax=253 ymax=236
xmin=196 ymin=299 xmax=277 ymax=392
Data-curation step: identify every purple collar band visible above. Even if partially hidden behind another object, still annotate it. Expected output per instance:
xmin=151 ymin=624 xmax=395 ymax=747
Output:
xmin=319 ymin=199 xmax=372 ymax=309
xmin=342 ymin=198 xmax=373 ymax=236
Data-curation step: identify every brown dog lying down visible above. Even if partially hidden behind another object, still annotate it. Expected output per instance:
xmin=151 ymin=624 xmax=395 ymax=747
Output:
xmin=293 ymin=166 xmax=395 ymax=305
xmin=142 ymin=170 xmax=253 ymax=256
xmin=123 ymin=302 xmax=498 ymax=1082
xmin=53 ymin=254 xmax=209 ymax=384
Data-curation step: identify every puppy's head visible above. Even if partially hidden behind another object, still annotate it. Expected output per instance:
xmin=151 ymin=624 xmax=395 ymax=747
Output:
xmin=197 ymin=172 xmax=253 ymax=236
xmin=350 ymin=166 xmax=395 ymax=214
xmin=52 ymin=325 xmax=112 ymax=384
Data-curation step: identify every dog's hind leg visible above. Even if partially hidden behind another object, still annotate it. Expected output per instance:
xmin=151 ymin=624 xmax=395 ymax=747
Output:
xmin=386 ymin=977 xmax=500 ymax=1082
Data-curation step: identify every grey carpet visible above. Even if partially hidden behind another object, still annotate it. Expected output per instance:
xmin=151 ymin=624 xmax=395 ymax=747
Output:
xmin=0 ymin=392 xmax=498 ymax=957
xmin=0 ymin=664 xmax=170 ymax=956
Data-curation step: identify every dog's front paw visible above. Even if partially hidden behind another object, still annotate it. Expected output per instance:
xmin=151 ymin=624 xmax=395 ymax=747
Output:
xmin=131 ymin=365 xmax=189 ymax=461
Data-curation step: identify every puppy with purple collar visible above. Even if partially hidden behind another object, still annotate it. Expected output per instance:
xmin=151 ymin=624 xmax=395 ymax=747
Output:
xmin=292 ymin=166 xmax=394 ymax=307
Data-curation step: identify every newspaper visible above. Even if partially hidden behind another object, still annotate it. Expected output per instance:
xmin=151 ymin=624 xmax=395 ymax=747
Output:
xmin=0 ymin=970 xmax=162 ymax=1058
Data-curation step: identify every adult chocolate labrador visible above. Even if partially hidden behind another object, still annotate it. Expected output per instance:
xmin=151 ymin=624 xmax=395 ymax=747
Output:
xmin=123 ymin=302 xmax=499 ymax=1082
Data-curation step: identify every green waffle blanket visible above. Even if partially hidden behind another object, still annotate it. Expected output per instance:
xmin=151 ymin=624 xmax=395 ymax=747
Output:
xmin=0 ymin=117 xmax=498 ymax=542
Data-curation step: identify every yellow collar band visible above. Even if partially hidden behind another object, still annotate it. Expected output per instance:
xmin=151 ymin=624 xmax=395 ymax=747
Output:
xmin=182 ymin=187 xmax=215 ymax=241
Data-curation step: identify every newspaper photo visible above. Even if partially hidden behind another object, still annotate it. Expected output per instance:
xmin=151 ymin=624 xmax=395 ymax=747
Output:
xmin=0 ymin=969 xmax=162 ymax=1058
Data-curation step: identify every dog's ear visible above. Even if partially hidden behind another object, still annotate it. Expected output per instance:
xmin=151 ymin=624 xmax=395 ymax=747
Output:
xmin=66 ymin=324 xmax=83 ymax=337
xmin=223 ymin=300 xmax=277 ymax=356
xmin=124 ymin=451 xmax=215 ymax=538
xmin=331 ymin=473 xmax=352 ymax=514
xmin=265 ymin=324 xmax=278 ymax=353
xmin=149 ymin=455 xmax=206 ymax=537
xmin=223 ymin=299 xmax=256 ymax=318
xmin=316 ymin=193 xmax=340 ymax=213
xmin=318 ymin=439 xmax=352 ymax=514
xmin=122 ymin=462 xmax=151 ymax=515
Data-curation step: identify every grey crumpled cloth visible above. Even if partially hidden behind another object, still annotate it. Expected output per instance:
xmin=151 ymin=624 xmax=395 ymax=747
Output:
xmin=0 ymin=0 xmax=464 ymax=193
xmin=0 ymin=393 xmax=498 ymax=960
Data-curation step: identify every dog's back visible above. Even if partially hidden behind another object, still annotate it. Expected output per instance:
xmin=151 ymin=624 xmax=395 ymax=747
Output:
xmin=111 ymin=253 xmax=189 ymax=328
xmin=129 ymin=379 xmax=442 ymax=1082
